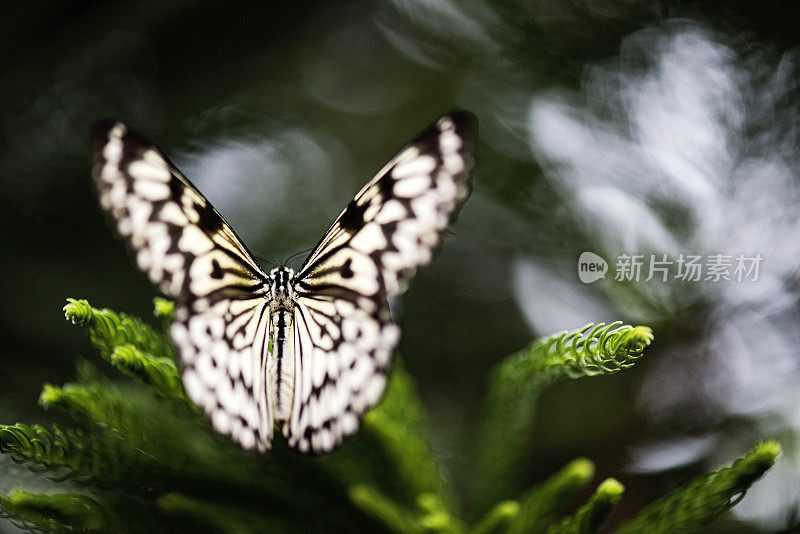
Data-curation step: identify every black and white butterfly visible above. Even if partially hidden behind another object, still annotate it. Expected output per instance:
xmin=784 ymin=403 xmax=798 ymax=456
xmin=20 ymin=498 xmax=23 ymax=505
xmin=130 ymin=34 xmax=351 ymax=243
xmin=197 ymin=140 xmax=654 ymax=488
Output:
xmin=91 ymin=113 xmax=476 ymax=454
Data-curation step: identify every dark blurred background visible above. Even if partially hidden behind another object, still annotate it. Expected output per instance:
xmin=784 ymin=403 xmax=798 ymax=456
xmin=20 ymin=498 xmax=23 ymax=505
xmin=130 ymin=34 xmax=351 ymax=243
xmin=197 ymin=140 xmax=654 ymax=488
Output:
xmin=4 ymin=1 xmax=800 ymax=531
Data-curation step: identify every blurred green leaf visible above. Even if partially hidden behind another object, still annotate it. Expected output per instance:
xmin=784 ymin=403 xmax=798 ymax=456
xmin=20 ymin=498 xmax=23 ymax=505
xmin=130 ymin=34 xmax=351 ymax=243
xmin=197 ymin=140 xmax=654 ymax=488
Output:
xmin=470 ymin=500 xmax=519 ymax=534
xmin=0 ymin=490 xmax=115 ymax=533
xmin=547 ymin=478 xmax=623 ymax=534
xmin=350 ymin=484 xmax=421 ymax=534
xmin=507 ymin=458 xmax=595 ymax=534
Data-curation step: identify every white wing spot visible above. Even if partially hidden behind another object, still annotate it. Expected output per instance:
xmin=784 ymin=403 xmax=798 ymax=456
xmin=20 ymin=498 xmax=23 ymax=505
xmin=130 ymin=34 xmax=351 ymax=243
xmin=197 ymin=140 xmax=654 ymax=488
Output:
xmin=393 ymin=175 xmax=431 ymax=197
xmin=159 ymin=202 xmax=189 ymax=225
xmin=439 ymin=130 xmax=462 ymax=152
xmin=133 ymin=180 xmax=170 ymax=201
xmin=128 ymin=160 xmax=171 ymax=182
xmin=436 ymin=117 xmax=454 ymax=131
xmin=392 ymin=154 xmax=436 ymax=179
xmin=101 ymin=162 xmax=120 ymax=184
xmin=350 ymin=223 xmax=387 ymax=254
xmin=212 ymin=409 xmax=232 ymax=434
xmin=375 ymin=199 xmax=406 ymax=224
xmin=178 ymin=225 xmax=215 ymax=255
xmin=136 ymin=248 xmax=152 ymax=271
xmin=442 ymin=153 xmax=465 ymax=174
xmin=108 ymin=180 xmax=127 ymax=208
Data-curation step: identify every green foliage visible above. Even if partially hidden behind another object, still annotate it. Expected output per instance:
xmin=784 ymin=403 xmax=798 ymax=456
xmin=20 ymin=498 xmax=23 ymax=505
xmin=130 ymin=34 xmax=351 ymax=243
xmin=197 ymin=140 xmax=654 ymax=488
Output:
xmin=152 ymin=297 xmax=175 ymax=325
xmin=507 ymin=458 xmax=596 ymax=534
xmin=349 ymin=484 xmax=422 ymax=533
xmin=156 ymin=492 xmax=288 ymax=533
xmin=108 ymin=344 xmax=187 ymax=404
xmin=350 ymin=485 xmax=464 ymax=534
xmin=470 ymin=500 xmax=520 ymax=534
xmin=0 ymin=424 xmax=86 ymax=479
xmin=476 ymin=323 xmax=653 ymax=507
xmin=615 ymin=442 xmax=780 ymax=534
xmin=0 ymin=299 xmax=776 ymax=532
xmin=360 ymin=359 xmax=450 ymax=503
xmin=0 ymin=490 xmax=115 ymax=533
xmin=63 ymin=298 xmax=176 ymax=363
xmin=548 ymin=478 xmax=623 ymax=534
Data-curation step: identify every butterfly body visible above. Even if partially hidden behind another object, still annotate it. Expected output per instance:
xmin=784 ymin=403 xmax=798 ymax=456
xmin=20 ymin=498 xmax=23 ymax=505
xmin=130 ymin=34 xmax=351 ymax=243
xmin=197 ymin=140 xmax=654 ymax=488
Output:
xmin=267 ymin=266 xmax=297 ymax=422
xmin=92 ymin=113 xmax=476 ymax=454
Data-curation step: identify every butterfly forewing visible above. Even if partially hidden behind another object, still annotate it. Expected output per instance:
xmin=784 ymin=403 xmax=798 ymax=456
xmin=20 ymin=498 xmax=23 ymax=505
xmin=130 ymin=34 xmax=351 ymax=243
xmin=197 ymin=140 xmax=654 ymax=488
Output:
xmin=286 ymin=113 xmax=476 ymax=453
xmin=296 ymin=113 xmax=475 ymax=296
xmin=91 ymin=122 xmax=274 ymax=451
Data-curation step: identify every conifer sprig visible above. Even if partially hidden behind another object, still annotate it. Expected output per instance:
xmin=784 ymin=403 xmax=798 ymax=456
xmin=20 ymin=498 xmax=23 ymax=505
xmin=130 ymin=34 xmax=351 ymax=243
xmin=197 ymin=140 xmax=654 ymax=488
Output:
xmin=109 ymin=344 xmax=187 ymax=403
xmin=506 ymin=458 xmax=596 ymax=534
xmin=548 ymin=478 xmax=623 ymax=534
xmin=476 ymin=323 xmax=652 ymax=508
xmin=0 ymin=490 xmax=114 ymax=533
xmin=0 ymin=300 xmax=775 ymax=533
xmin=152 ymin=297 xmax=174 ymax=326
xmin=470 ymin=500 xmax=519 ymax=534
xmin=0 ymin=424 xmax=87 ymax=480
xmin=614 ymin=441 xmax=780 ymax=534
xmin=63 ymin=299 xmax=175 ymax=362
xmin=360 ymin=361 xmax=449 ymax=503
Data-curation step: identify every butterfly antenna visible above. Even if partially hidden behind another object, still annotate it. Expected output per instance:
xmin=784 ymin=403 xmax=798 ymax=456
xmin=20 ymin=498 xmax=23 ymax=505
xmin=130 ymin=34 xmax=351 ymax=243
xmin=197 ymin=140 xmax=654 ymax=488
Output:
xmin=255 ymin=255 xmax=279 ymax=269
xmin=284 ymin=247 xmax=314 ymax=268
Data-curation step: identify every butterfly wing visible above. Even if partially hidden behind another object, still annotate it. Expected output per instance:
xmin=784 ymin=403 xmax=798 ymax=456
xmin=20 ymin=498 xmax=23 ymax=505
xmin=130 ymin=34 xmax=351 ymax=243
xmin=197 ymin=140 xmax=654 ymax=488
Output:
xmin=286 ymin=112 xmax=476 ymax=453
xmin=91 ymin=122 xmax=273 ymax=451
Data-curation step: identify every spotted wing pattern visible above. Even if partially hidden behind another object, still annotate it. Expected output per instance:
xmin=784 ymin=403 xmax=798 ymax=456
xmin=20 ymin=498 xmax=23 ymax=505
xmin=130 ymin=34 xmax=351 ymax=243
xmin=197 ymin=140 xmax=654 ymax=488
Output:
xmin=285 ymin=112 xmax=476 ymax=453
xmin=91 ymin=122 xmax=273 ymax=451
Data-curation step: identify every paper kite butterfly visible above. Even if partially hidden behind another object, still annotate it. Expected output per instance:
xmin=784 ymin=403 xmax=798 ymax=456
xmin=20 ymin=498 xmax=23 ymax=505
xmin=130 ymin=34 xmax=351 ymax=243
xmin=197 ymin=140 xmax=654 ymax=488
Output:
xmin=91 ymin=112 xmax=476 ymax=454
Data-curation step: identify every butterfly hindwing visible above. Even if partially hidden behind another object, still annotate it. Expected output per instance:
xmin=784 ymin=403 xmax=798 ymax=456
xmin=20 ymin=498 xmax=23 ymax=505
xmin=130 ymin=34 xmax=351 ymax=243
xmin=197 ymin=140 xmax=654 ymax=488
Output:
xmin=91 ymin=122 xmax=273 ymax=450
xmin=287 ymin=291 xmax=398 ymax=453
xmin=286 ymin=112 xmax=476 ymax=453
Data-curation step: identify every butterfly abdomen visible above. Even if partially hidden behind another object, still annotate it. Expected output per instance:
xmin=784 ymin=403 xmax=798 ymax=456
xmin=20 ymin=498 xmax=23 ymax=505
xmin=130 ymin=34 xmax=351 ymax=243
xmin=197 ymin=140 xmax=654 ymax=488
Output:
xmin=268 ymin=307 xmax=295 ymax=421
xmin=268 ymin=266 xmax=297 ymax=422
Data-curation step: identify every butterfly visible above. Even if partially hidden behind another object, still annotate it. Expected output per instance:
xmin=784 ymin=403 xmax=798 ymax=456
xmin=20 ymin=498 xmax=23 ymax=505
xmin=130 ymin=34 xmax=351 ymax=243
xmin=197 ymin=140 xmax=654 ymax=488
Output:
xmin=91 ymin=112 xmax=476 ymax=454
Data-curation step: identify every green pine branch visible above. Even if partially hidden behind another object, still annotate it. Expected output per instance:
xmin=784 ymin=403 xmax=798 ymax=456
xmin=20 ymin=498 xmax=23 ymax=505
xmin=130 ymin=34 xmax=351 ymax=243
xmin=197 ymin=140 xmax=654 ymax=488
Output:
xmin=152 ymin=297 xmax=175 ymax=328
xmin=64 ymin=298 xmax=192 ymax=410
xmin=547 ymin=478 xmax=624 ymax=534
xmin=469 ymin=500 xmax=520 ymax=534
xmin=63 ymin=298 xmax=175 ymax=362
xmin=326 ymin=360 xmax=461 ymax=531
xmin=157 ymin=492 xmax=291 ymax=533
xmin=349 ymin=485 xmax=464 ymax=534
xmin=0 ymin=490 xmax=114 ymax=534
xmin=475 ymin=323 xmax=652 ymax=508
xmin=614 ymin=441 xmax=780 ymax=534
xmin=361 ymin=360 xmax=451 ymax=503
xmin=0 ymin=424 xmax=88 ymax=481
xmin=34 ymin=366 xmax=381 ymax=530
xmin=506 ymin=458 xmax=596 ymax=534
xmin=350 ymin=484 xmax=422 ymax=534
xmin=109 ymin=344 xmax=188 ymax=404
xmin=0 ymin=299 xmax=779 ymax=533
